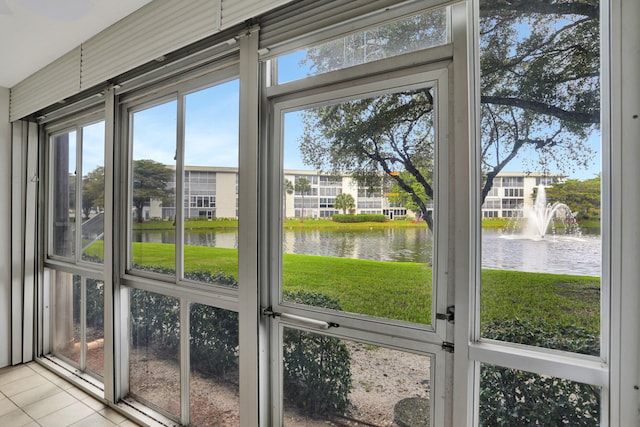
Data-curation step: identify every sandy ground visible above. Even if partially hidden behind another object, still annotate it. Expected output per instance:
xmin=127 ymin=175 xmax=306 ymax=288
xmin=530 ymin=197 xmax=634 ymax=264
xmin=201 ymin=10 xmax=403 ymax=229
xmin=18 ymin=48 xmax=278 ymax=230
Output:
xmin=129 ymin=342 xmax=431 ymax=427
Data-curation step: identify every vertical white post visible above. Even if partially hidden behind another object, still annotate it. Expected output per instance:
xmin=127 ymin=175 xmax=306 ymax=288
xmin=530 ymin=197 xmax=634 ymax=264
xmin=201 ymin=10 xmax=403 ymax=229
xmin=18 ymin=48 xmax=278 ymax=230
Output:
xmin=0 ymin=88 xmax=11 ymax=368
xmin=610 ymin=0 xmax=640 ymax=424
xmin=238 ymin=25 xmax=261 ymax=427
xmin=103 ymin=86 xmax=117 ymax=402
xmin=451 ymin=1 xmax=475 ymax=426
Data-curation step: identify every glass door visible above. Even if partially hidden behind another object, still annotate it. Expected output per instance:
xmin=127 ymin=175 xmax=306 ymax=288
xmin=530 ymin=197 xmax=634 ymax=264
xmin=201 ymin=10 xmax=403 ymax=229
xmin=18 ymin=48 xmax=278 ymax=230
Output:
xmin=267 ymin=66 xmax=452 ymax=426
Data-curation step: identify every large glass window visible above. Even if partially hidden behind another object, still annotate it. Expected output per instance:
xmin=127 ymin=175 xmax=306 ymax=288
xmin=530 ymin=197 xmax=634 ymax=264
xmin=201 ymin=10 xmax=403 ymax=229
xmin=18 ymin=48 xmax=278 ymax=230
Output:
xmin=130 ymin=100 xmax=178 ymax=274
xmin=280 ymin=85 xmax=437 ymax=325
xmin=50 ymin=271 xmax=105 ymax=379
xmin=51 ymin=121 xmax=106 ymax=263
xmin=479 ymin=0 xmax=602 ymax=355
xmin=127 ymin=79 xmax=240 ymax=287
xmin=269 ymin=9 xmax=452 ymax=421
xmin=276 ymin=7 xmax=449 ymax=84
xmin=476 ymin=0 xmax=604 ymax=423
xmin=123 ymin=71 xmax=241 ymax=426
xmin=183 ymin=80 xmax=240 ymax=285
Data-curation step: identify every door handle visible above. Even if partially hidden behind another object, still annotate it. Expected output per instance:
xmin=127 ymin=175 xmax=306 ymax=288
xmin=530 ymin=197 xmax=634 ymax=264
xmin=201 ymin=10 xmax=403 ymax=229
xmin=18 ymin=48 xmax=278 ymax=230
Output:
xmin=262 ymin=306 xmax=339 ymax=330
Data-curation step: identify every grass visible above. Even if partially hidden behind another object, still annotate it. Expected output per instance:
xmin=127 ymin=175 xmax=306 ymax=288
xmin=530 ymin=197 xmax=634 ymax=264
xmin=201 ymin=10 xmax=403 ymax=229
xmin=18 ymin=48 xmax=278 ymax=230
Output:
xmin=86 ymin=241 xmax=600 ymax=334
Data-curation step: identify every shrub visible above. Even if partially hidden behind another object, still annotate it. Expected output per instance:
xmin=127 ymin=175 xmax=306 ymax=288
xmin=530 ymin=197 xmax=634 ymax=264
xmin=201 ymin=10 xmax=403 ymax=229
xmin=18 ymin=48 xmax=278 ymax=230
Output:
xmin=127 ymin=267 xmax=351 ymax=417
xmin=480 ymin=319 xmax=600 ymax=426
xmin=332 ymin=214 xmax=387 ymax=223
xmin=282 ymin=291 xmax=352 ymax=415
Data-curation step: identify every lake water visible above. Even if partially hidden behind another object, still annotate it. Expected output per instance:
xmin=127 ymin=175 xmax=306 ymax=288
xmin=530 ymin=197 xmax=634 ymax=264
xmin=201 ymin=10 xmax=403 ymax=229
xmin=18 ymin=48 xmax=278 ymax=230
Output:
xmin=133 ymin=227 xmax=601 ymax=276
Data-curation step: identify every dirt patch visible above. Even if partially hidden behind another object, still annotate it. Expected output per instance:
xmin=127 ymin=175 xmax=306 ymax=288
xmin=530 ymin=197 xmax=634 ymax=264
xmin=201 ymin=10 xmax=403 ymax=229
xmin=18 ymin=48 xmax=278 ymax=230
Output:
xmin=62 ymin=341 xmax=431 ymax=426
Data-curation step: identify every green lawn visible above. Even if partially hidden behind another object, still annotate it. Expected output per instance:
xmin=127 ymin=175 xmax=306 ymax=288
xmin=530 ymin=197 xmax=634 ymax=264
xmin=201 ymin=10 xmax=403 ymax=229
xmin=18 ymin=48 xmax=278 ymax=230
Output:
xmin=86 ymin=241 xmax=600 ymax=334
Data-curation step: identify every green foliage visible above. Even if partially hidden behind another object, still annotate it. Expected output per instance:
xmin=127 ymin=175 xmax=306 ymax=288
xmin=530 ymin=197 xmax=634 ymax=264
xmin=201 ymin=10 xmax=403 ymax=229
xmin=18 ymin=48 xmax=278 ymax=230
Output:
xmin=480 ymin=1 xmax=600 ymax=198
xmin=300 ymin=89 xmax=436 ymax=231
xmin=300 ymin=1 xmax=600 ymax=219
xmin=82 ymin=166 xmax=105 ymax=220
xmin=282 ymin=291 xmax=352 ymax=415
xmin=333 ymin=193 xmax=355 ymax=214
xmin=544 ymin=176 xmax=601 ymax=220
xmin=332 ymin=214 xmax=386 ymax=223
xmin=190 ymin=304 xmax=239 ymax=378
xmin=128 ymin=264 xmax=351 ymax=416
xmin=480 ymin=319 xmax=600 ymax=426
xmin=132 ymin=159 xmax=174 ymax=223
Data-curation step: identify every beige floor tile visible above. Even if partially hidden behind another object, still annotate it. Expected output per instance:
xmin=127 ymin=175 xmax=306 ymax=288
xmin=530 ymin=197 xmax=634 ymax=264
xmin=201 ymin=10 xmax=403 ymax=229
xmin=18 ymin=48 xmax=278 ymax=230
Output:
xmin=0 ymin=397 xmax=19 ymax=417
xmin=21 ymin=390 xmax=77 ymax=420
xmin=81 ymin=396 xmax=106 ymax=411
xmin=119 ymin=419 xmax=142 ymax=426
xmin=10 ymin=381 xmax=63 ymax=407
xmin=21 ymin=422 xmax=40 ymax=427
xmin=0 ymin=408 xmax=34 ymax=426
xmin=24 ymin=362 xmax=48 ymax=373
xmin=0 ymin=366 xmax=34 ymax=386
xmin=36 ymin=401 xmax=95 ymax=427
xmin=66 ymin=387 xmax=91 ymax=401
xmin=69 ymin=412 xmax=117 ymax=427
xmin=98 ymin=407 xmax=127 ymax=425
xmin=0 ymin=373 xmax=49 ymax=397
xmin=44 ymin=374 xmax=75 ymax=390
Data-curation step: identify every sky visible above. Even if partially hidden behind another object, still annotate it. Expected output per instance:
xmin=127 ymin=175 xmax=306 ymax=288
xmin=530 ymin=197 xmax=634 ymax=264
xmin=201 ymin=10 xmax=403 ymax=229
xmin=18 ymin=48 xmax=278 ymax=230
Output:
xmin=73 ymin=41 xmax=602 ymax=182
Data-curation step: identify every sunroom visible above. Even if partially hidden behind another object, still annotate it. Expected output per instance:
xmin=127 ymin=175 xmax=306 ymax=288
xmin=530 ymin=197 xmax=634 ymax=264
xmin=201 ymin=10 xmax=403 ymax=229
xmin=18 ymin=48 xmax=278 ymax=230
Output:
xmin=0 ymin=0 xmax=639 ymax=426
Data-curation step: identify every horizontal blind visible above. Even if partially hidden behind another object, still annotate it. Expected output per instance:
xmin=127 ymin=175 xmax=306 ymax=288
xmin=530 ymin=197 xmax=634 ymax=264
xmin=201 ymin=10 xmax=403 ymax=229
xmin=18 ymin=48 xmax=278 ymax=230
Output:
xmin=220 ymin=0 xmax=293 ymax=29
xmin=81 ymin=0 xmax=219 ymax=90
xmin=10 ymin=47 xmax=81 ymax=121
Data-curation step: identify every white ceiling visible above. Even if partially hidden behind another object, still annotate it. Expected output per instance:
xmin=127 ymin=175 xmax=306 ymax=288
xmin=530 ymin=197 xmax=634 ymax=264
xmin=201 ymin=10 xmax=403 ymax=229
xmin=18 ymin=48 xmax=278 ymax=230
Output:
xmin=0 ymin=0 xmax=153 ymax=88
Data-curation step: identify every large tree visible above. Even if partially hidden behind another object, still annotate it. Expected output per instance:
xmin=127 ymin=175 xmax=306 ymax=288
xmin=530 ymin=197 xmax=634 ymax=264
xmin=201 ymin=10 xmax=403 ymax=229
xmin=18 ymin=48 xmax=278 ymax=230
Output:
xmin=82 ymin=166 xmax=105 ymax=220
xmin=298 ymin=1 xmax=600 ymax=231
xmin=544 ymin=175 xmax=601 ymax=221
xmin=132 ymin=159 xmax=174 ymax=223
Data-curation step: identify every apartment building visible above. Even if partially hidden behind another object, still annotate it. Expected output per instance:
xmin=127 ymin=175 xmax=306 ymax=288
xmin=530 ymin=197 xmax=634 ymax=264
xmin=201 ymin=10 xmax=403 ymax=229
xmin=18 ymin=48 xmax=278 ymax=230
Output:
xmin=481 ymin=172 xmax=563 ymax=218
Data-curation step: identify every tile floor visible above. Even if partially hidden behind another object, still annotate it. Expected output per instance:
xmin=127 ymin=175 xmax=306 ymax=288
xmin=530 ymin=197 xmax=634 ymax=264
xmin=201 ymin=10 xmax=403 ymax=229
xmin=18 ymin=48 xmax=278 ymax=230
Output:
xmin=0 ymin=362 xmax=140 ymax=427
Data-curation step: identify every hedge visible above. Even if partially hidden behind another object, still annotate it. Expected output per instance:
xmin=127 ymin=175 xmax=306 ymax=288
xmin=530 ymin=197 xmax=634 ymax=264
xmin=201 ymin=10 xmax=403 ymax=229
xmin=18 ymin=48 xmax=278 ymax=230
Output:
xmin=332 ymin=214 xmax=387 ymax=223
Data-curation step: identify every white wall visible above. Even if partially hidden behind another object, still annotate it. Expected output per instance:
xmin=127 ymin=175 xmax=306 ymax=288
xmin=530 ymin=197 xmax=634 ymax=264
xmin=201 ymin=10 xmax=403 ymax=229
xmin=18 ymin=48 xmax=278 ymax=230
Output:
xmin=0 ymin=87 xmax=11 ymax=368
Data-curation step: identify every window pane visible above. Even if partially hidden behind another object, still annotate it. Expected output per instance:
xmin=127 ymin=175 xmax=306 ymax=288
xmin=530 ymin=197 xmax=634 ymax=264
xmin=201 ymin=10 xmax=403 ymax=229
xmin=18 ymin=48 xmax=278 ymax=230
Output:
xmin=480 ymin=363 xmax=600 ymax=426
xmin=282 ymin=328 xmax=433 ymax=426
xmin=130 ymin=101 xmax=177 ymax=274
xmin=479 ymin=1 xmax=601 ymax=354
xmin=277 ymin=8 xmax=449 ymax=84
xmin=81 ymin=121 xmax=105 ymax=263
xmin=52 ymin=271 xmax=80 ymax=365
xmin=282 ymin=88 xmax=435 ymax=325
xmin=129 ymin=289 xmax=180 ymax=418
xmin=190 ymin=303 xmax=239 ymax=426
xmin=183 ymin=80 xmax=239 ymax=287
xmin=51 ymin=131 xmax=76 ymax=259
xmin=85 ymin=279 xmax=104 ymax=377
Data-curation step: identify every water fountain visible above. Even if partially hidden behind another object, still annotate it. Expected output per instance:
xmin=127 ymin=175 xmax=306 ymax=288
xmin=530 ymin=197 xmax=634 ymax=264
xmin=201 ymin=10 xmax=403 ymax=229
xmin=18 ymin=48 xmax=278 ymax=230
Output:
xmin=508 ymin=185 xmax=581 ymax=240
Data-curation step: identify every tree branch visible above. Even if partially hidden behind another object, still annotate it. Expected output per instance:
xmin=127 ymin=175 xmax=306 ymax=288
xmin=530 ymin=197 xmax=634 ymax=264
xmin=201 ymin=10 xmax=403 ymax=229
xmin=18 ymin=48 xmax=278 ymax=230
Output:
xmin=481 ymin=95 xmax=599 ymax=124
xmin=480 ymin=0 xmax=598 ymax=20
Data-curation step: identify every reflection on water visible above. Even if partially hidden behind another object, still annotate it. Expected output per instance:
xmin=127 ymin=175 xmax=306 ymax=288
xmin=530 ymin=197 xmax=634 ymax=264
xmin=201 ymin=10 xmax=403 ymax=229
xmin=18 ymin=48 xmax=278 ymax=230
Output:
xmin=134 ymin=227 xmax=601 ymax=276
xmin=482 ymin=229 xmax=601 ymax=276
xmin=283 ymin=228 xmax=433 ymax=264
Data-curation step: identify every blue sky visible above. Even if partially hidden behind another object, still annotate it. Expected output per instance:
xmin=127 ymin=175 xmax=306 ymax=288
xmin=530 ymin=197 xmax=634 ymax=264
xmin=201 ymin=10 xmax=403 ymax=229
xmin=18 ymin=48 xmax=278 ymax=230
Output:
xmin=76 ymin=49 xmax=601 ymax=181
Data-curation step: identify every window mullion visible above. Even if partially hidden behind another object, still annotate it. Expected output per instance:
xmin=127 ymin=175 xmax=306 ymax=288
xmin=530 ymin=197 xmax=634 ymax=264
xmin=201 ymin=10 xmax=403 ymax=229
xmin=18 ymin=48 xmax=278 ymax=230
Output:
xmin=180 ymin=298 xmax=190 ymax=425
xmin=80 ymin=277 xmax=87 ymax=371
xmin=176 ymin=94 xmax=186 ymax=282
xmin=75 ymin=127 xmax=83 ymax=262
